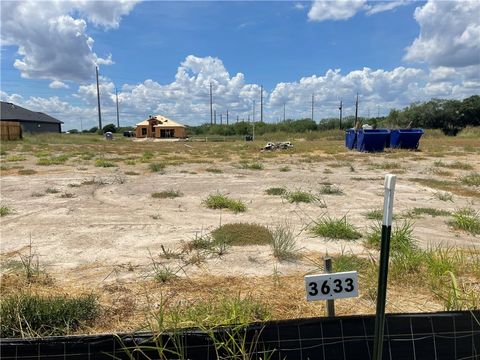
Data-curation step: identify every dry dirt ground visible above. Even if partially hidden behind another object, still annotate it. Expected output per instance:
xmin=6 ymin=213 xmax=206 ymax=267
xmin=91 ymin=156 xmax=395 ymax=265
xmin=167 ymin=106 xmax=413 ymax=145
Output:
xmin=1 ymin=135 xmax=479 ymax=332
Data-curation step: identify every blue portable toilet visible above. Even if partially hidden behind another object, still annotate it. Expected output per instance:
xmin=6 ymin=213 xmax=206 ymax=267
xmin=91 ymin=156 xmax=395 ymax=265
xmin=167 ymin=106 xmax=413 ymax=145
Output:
xmin=389 ymin=129 xmax=424 ymax=149
xmin=345 ymin=129 xmax=357 ymax=150
xmin=356 ymin=129 xmax=390 ymax=152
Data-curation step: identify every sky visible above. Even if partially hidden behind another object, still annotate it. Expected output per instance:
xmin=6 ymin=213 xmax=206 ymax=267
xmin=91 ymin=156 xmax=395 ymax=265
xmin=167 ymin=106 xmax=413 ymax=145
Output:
xmin=1 ymin=0 xmax=479 ymax=131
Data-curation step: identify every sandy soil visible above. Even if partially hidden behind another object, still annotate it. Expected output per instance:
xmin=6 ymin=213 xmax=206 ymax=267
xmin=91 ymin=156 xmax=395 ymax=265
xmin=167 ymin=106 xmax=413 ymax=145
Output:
xmin=1 ymin=146 xmax=478 ymax=288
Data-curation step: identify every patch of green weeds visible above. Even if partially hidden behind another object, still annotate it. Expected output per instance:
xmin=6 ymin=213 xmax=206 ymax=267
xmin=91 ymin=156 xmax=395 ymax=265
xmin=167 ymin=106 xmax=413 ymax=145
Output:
xmin=364 ymin=221 xmax=416 ymax=252
xmin=95 ymin=158 xmax=116 ymax=167
xmin=239 ymin=161 xmax=264 ymax=170
xmin=6 ymin=155 xmax=26 ymax=162
xmin=279 ymin=166 xmax=291 ymax=172
xmin=311 ymin=215 xmax=361 ymax=240
xmin=211 ymin=223 xmax=272 ymax=246
xmin=18 ymin=169 xmax=36 ymax=175
xmin=319 ymin=184 xmax=343 ymax=195
xmin=124 ymin=171 xmax=139 ymax=175
xmin=149 ymin=162 xmax=166 ymax=173
xmin=265 ymin=187 xmax=287 ymax=196
xmin=45 ymin=188 xmax=59 ymax=194
xmin=286 ymin=190 xmax=317 ymax=203
xmin=203 ymin=194 xmax=246 ymax=213
xmin=152 ymin=190 xmax=183 ymax=199
xmin=461 ymin=173 xmax=480 ymax=186
xmin=205 ymin=168 xmax=223 ymax=173
xmin=0 ymin=293 xmax=99 ymax=337
xmin=0 ymin=205 xmax=13 ymax=217
xmin=37 ymin=154 xmax=70 ymax=166
xmin=448 ymin=208 xmax=480 ymax=235
xmin=404 ymin=207 xmax=451 ymax=218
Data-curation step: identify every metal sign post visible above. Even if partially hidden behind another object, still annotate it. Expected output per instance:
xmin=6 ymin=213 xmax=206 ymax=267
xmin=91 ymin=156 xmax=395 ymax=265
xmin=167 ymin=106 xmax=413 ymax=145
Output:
xmin=373 ymin=174 xmax=397 ymax=360
xmin=324 ymin=257 xmax=335 ymax=317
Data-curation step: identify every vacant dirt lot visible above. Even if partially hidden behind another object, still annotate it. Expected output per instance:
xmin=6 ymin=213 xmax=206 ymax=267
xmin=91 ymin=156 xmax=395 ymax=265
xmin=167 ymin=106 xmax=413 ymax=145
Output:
xmin=1 ymin=134 xmax=479 ymax=332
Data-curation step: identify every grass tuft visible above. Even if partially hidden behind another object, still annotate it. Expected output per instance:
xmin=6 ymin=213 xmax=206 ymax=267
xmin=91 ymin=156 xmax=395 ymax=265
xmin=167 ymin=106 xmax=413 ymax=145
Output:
xmin=448 ymin=208 xmax=480 ymax=235
xmin=311 ymin=215 xmax=361 ymax=240
xmin=18 ymin=169 xmax=36 ymax=175
xmin=205 ymin=168 xmax=223 ymax=173
xmin=265 ymin=187 xmax=287 ymax=196
xmin=203 ymin=194 xmax=246 ymax=213
xmin=286 ymin=190 xmax=317 ymax=203
xmin=271 ymin=224 xmax=299 ymax=260
xmin=460 ymin=172 xmax=480 ymax=186
xmin=404 ymin=207 xmax=451 ymax=218
xmin=149 ymin=162 xmax=166 ymax=173
xmin=364 ymin=221 xmax=417 ymax=252
xmin=279 ymin=166 xmax=291 ymax=172
xmin=0 ymin=205 xmax=13 ymax=217
xmin=319 ymin=184 xmax=343 ymax=195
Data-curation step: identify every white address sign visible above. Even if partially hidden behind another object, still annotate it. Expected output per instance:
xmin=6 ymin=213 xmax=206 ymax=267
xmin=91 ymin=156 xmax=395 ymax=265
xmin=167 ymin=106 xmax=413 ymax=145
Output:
xmin=305 ymin=271 xmax=359 ymax=301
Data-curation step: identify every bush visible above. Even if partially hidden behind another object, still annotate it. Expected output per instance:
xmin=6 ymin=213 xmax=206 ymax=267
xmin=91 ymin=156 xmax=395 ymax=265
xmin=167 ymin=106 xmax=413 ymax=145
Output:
xmin=0 ymin=293 xmax=99 ymax=337
xmin=203 ymin=194 xmax=246 ymax=213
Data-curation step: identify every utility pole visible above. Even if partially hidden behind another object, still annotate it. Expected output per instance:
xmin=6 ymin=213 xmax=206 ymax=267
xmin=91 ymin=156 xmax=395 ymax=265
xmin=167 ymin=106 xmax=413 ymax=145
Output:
xmin=248 ymin=114 xmax=250 ymax=122
xmin=115 ymin=87 xmax=120 ymax=128
xmin=209 ymin=82 xmax=213 ymax=125
xmin=95 ymin=66 xmax=102 ymax=130
xmin=252 ymin=100 xmax=255 ymax=122
xmin=311 ymin=93 xmax=314 ymax=122
xmin=220 ymin=113 xmax=223 ymax=125
xmin=377 ymin=105 xmax=380 ymax=118
xmin=214 ymin=109 xmax=217 ymax=125
xmin=236 ymin=115 xmax=239 ymax=123
xmin=260 ymin=85 xmax=263 ymax=122
xmin=355 ymin=92 xmax=359 ymax=126
xmin=283 ymin=102 xmax=286 ymax=122
xmin=339 ymin=100 xmax=343 ymax=130
xmin=226 ymin=109 xmax=229 ymax=125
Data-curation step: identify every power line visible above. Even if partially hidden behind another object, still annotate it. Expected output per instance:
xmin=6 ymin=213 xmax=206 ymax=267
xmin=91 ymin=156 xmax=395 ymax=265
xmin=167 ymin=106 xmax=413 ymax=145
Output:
xmin=95 ymin=66 xmax=102 ymax=129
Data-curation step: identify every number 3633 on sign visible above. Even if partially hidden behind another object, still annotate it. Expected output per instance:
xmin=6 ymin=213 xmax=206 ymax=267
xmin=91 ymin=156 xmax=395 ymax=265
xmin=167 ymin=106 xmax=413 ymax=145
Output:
xmin=304 ymin=271 xmax=359 ymax=301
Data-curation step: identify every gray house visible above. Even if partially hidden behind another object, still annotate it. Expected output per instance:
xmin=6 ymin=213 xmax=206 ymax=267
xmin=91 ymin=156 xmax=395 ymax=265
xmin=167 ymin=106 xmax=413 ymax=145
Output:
xmin=1 ymin=102 xmax=63 ymax=133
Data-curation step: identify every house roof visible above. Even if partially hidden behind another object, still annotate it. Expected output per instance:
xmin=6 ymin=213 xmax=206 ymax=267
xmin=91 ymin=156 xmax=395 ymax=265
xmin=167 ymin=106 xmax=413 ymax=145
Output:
xmin=1 ymin=102 xmax=63 ymax=124
xmin=136 ymin=115 xmax=185 ymax=128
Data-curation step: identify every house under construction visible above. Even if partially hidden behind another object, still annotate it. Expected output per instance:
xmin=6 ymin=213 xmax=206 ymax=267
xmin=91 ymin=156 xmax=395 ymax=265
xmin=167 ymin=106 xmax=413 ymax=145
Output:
xmin=135 ymin=115 xmax=186 ymax=139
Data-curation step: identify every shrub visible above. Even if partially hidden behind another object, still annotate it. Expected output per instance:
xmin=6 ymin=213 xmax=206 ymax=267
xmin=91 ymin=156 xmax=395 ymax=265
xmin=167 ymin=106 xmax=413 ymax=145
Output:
xmin=203 ymin=194 xmax=246 ymax=213
xmin=211 ymin=223 xmax=272 ymax=246
xmin=0 ymin=293 xmax=99 ymax=337
xmin=311 ymin=216 xmax=361 ymax=240
xmin=265 ymin=187 xmax=286 ymax=196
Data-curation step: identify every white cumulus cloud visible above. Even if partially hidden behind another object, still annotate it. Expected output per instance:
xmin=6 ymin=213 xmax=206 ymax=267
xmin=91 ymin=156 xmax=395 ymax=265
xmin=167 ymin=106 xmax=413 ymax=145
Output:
xmin=308 ymin=0 xmax=367 ymax=22
xmin=0 ymin=1 xmax=138 ymax=82
xmin=49 ymin=80 xmax=69 ymax=89
xmin=404 ymin=0 xmax=480 ymax=68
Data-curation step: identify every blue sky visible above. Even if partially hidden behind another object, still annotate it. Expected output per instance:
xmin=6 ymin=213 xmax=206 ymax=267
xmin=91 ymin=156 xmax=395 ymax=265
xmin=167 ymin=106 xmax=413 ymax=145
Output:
xmin=1 ymin=1 xmax=479 ymax=130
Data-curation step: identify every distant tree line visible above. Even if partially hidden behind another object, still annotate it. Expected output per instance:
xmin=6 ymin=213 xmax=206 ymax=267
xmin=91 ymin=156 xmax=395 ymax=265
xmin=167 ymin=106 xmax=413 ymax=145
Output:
xmin=187 ymin=95 xmax=479 ymax=136
xmin=67 ymin=95 xmax=479 ymax=136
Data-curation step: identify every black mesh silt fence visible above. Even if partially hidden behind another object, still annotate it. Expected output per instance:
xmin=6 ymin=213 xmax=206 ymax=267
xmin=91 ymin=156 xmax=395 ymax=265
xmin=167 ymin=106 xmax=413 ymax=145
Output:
xmin=1 ymin=311 xmax=479 ymax=360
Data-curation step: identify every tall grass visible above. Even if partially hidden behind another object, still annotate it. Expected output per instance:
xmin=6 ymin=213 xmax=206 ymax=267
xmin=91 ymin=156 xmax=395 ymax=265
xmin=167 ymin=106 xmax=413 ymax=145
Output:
xmin=0 ymin=293 xmax=99 ymax=337
xmin=364 ymin=221 xmax=416 ymax=252
xmin=449 ymin=208 xmax=480 ymax=235
xmin=270 ymin=224 xmax=299 ymax=260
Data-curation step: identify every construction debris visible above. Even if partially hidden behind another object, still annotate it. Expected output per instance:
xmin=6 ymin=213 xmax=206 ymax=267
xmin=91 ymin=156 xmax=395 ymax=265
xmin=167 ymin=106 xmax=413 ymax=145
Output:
xmin=261 ymin=142 xmax=293 ymax=151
